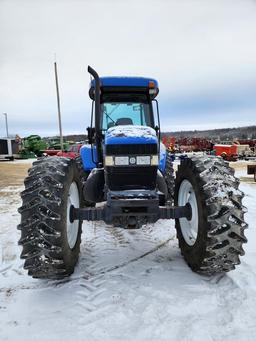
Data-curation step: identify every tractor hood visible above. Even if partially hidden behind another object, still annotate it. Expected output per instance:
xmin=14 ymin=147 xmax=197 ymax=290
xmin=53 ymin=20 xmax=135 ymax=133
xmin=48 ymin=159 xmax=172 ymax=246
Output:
xmin=105 ymin=125 xmax=158 ymax=145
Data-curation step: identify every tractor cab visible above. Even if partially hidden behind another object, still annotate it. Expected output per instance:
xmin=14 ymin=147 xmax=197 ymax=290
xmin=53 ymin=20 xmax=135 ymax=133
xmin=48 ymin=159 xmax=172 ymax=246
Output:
xmin=89 ymin=76 xmax=159 ymax=132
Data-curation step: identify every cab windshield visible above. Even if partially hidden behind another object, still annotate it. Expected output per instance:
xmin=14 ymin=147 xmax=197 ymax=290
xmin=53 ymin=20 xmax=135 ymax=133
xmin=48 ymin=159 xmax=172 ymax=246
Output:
xmin=101 ymin=102 xmax=153 ymax=130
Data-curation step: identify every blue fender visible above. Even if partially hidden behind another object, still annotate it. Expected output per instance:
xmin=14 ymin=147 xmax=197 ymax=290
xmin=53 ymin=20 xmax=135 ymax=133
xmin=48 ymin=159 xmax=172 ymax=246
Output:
xmin=80 ymin=144 xmax=98 ymax=171
xmin=158 ymin=142 xmax=167 ymax=173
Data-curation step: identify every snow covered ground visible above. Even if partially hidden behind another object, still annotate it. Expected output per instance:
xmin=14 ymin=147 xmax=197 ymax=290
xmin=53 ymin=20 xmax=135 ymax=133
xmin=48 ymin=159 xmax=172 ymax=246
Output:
xmin=0 ymin=165 xmax=255 ymax=341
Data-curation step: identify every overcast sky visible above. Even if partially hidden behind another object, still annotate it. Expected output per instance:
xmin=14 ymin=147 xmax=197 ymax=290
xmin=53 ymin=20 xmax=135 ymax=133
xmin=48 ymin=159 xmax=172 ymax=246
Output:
xmin=1 ymin=0 xmax=256 ymax=137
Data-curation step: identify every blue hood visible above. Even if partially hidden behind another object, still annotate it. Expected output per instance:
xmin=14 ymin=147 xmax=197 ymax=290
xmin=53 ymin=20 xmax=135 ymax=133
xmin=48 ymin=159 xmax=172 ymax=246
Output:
xmin=105 ymin=125 xmax=158 ymax=145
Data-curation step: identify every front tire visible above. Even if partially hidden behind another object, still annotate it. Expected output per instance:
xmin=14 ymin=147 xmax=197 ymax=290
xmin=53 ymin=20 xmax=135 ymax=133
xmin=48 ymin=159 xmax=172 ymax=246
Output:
xmin=18 ymin=157 xmax=83 ymax=279
xmin=174 ymin=156 xmax=247 ymax=275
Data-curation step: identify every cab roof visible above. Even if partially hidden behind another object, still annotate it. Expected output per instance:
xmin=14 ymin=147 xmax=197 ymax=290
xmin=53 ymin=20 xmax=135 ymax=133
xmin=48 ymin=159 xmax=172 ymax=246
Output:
xmin=90 ymin=77 xmax=158 ymax=88
xmin=89 ymin=77 xmax=159 ymax=100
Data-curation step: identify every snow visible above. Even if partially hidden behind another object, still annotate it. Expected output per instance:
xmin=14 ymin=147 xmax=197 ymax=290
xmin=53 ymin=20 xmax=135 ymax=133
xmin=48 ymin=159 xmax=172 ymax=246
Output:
xmin=0 ymin=169 xmax=256 ymax=341
xmin=107 ymin=125 xmax=156 ymax=138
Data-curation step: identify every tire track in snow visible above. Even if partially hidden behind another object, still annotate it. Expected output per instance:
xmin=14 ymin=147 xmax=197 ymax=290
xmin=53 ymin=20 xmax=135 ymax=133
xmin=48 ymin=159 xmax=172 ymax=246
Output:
xmin=0 ymin=220 xmax=174 ymax=294
xmin=56 ymin=221 xmax=175 ymax=317
xmin=96 ymin=236 xmax=174 ymax=275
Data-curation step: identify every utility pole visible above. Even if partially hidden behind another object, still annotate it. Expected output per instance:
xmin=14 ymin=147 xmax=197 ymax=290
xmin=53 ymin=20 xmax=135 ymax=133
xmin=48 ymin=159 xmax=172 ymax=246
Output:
xmin=3 ymin=113 xmax=9 ymax=138
xmin=54 ymin=61 xmax=64 ymax=151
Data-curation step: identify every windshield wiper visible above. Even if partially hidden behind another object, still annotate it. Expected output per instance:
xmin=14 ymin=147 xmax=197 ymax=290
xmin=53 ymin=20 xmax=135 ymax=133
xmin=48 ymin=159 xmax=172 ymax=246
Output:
xmin=104 ymin=111 xmax=116 ymax=125
xmin=103 ymin=104 xmax=120 ymax=126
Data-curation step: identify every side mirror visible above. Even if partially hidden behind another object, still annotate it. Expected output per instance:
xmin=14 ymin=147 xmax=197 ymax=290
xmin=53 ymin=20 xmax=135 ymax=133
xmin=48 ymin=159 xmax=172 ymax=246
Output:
xmin=155 ymin=125 xmax=159 ymax=134
xmin=87 ymin=127 xmax=95 ymax=144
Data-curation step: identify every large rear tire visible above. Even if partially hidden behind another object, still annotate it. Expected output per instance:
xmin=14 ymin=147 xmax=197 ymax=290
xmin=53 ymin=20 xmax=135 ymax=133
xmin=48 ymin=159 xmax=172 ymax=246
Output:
xmin=18 ymin=157 xmax=83 ymax=279
xmin=174 ymin=156 xmax=247 ymax=275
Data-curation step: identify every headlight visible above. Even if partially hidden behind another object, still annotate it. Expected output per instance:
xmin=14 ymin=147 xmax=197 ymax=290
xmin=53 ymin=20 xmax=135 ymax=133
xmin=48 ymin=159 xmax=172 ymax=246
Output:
xmin=115 ymin=156 xmax=129 ymax=166
xmin=151 ymin=155 xmax=159 ymax=165
xmin=136 ymin=156 xmax=151 ymax=165
xmin=105 ymin=156 xmax=114 ymax=166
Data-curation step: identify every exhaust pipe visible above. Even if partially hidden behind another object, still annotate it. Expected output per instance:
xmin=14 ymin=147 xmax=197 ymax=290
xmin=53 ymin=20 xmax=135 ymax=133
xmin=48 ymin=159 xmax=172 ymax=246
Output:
xmin=88 ymin=66 xmax=102 ymax=165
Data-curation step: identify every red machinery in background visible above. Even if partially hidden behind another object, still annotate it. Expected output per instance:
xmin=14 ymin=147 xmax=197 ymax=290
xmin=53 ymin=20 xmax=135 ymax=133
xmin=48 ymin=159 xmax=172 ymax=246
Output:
xmin=56 ymin=144 xmax=82 ymax=159
xmin=162 ymin=136 xmax=213 ymax=152
xmin=213 ymin=144 xmax=238 ymax=161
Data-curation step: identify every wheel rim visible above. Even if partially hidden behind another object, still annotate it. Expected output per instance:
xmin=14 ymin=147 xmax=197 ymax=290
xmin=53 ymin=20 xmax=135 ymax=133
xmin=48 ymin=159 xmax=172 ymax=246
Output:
xmin=178 ymin=179 xmax=199 ymax=246
xmin=66 ymin=182 xmax=80 ymax=249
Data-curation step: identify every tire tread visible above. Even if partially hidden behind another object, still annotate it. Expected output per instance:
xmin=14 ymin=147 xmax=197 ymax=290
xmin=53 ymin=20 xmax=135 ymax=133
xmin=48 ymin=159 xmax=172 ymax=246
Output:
xmin=175 ymin=155 xmax=247 ymax=275
xmin=18 ymin=156 xmax=82 ymax=279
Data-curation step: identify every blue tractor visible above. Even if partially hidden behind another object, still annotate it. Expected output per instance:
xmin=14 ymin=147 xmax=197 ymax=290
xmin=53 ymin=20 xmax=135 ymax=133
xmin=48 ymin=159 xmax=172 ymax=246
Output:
xmin=18 ymin=66 xmax=247 ymax=279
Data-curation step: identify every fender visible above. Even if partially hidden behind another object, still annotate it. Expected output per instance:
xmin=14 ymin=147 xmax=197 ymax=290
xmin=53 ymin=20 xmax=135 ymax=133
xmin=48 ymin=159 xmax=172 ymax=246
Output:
xmin=80 ymin=144 xmax=98 ymax=171
xmin=83 ymin=168 xmax=104 ymax=203
xmin=158 ymin=142 xmax=167 ymax=173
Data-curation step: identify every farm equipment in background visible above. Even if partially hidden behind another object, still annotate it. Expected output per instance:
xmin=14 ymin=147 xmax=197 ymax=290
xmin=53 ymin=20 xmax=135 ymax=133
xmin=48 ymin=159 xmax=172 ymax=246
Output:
xmin=162 ymin=136 xmax=213 ymax=153
xmin=56 ymin=143 xmax=83 ymax=159
xmin=213 ymin=144 xmax=238 ymax=161
xmin=48 ymin=140 xmax=70 ymax=151
xmin=177 ymin=138 xmax=213 ymax=152
xmin=236 ymin=144 xmax=254 ymax=159
xmin=17 ymin=135 xmax=47 ymax=158
xmin=18 ymin=66 xmax=247 ymax=279
xmin=42 ymin=139 xmax=70 ymax=157
xmin=42 ymin=149 xmax=60 ymax=157
xmin=237 ymin=139 xmax=256 ymax=149
xmin=234 ymin=141 xmax=256 ymax=160
xmin=213 ymin=142 xmax=255 ymax=161
xmin=24 ymin=135 xmax=47 ymax=156
xmin=0 ymin=137 xmax=19 ymax=160
xmin=162 ymin=136 xmax=176 ymax=152
xmin=247 ymin=164 xmax=256 ymax=182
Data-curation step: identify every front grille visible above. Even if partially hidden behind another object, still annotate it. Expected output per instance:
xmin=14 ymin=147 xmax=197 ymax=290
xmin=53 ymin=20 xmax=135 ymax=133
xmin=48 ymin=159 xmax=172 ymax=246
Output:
xmin=106 ymin=143 xmax=158 ymax=155
xmin=106 ymin=166 xmax=157 ymax=191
